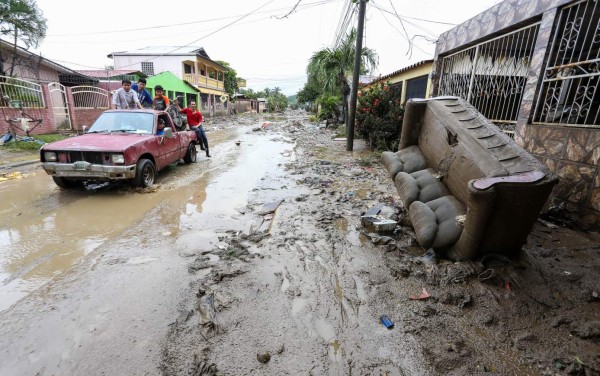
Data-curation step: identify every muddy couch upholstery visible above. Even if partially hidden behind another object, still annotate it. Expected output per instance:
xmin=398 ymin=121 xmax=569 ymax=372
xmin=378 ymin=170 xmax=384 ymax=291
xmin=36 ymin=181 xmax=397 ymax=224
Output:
xmin=382 ymin=97 xmax=557 ymax=260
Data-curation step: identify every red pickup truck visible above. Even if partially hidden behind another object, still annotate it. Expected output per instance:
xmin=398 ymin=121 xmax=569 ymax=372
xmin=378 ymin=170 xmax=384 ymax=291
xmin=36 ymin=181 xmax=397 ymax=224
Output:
xmin=40 ymin=110 xmax=198 ymax=188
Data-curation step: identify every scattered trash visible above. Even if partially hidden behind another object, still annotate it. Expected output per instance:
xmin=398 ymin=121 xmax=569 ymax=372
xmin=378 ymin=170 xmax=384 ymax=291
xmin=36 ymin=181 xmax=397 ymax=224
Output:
xmin=538 ymin=218 xmax=559 ymax=229
xmin=364 ymin=203 xmax=385 ymax=217
xmin=333 ymin=138 xmax=346 ymax=142
xmin=261 ymin=122 xmax=271 ymax=128
xmin=409 ymin=288 xmax=431 ymax=300
xmin=257 ymin=200 xmax=283 ymax=215
xmin=361 ymin=215 xmax=397 ymax=233
xmin=257 ymin=352 xmax=271 ymax=363
xmin=455 ymin=215 xmax=466 ymax=225
xmin=0 ymin=171 xmax=26 ymax=182
xmin=380 ymin=314 xmax=394 ymax=329
xmin=235 ymin=140 xmax=241 ymax=146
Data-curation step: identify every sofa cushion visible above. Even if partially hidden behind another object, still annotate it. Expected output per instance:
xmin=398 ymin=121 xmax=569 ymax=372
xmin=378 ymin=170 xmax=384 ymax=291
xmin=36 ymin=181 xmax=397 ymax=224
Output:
xmin=381 ymin=145 xmax=428 ymax=180
xmin=409 ymin=196 xmax=466 ymax=249
xmin=394 ymin=168 xmax=450 ymax=208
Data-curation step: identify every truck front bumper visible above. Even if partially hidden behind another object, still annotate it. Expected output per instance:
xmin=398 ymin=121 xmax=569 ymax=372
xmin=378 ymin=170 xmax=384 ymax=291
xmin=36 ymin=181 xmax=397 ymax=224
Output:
xmin=42 ymin=162 xmax=137 ymax=180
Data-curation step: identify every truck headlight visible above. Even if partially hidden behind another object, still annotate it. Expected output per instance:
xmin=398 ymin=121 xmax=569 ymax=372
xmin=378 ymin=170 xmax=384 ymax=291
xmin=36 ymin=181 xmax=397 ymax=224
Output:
xmin=44 ymin=151 xmax=57 ymax=162
xmin=111 ymin=154 xmax=125 ymax=164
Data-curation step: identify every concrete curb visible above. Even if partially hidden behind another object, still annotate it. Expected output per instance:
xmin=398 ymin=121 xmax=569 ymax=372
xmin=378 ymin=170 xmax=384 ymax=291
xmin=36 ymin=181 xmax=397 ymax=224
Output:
xmin=0 ymin=159 xmax=40 ymax=170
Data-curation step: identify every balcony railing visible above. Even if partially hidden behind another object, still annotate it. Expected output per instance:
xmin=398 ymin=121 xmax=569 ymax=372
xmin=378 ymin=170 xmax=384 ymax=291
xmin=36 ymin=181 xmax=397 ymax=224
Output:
xmin=183 ymin=74 xmax=224 ymax=91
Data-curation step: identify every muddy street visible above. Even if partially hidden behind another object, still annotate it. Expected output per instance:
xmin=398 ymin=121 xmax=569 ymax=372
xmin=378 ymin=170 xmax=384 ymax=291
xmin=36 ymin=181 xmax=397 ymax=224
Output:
xmin=1 ymin=112 xmax=600 ymax=376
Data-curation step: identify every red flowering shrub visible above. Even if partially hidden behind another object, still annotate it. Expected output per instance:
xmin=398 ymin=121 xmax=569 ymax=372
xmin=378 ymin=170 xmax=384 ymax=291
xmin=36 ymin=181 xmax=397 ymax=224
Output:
xmin=356 ymin=81 xmax=404 ymax=150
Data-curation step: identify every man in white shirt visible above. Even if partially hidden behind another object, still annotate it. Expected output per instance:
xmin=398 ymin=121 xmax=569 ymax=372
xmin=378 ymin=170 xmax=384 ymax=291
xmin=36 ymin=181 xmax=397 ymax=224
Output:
xmin=111 ymin=79 xmax=143 ymax=109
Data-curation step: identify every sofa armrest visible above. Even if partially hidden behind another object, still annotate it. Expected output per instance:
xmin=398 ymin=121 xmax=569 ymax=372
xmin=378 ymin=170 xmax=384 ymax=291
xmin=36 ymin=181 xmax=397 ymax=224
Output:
xmin=472 ymin=171 xmax=545 ymax=190
xmin=447 ymin=182 xmax=497 ymax=260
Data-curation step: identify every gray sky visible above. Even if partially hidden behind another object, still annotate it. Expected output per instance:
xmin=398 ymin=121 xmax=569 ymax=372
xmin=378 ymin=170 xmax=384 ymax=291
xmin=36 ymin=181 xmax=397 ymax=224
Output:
xmin=31 ymin=0 xmax=502 ymax=95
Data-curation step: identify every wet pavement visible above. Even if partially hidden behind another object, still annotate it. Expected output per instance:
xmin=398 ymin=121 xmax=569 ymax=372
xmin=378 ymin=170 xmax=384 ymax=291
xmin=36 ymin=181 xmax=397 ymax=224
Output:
xmin=0 ymin=119 xmax=299 ymax=375
xmin=1 ymin=113 xmax=599 ymax=376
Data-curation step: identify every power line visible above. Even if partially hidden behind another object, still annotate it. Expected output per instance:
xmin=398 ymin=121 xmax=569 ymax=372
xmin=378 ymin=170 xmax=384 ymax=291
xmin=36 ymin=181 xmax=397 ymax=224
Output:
xmin=117 ymin=0 xmax=277 ymax=70
xmin=47 ymin=0 xmax=339 ymax=37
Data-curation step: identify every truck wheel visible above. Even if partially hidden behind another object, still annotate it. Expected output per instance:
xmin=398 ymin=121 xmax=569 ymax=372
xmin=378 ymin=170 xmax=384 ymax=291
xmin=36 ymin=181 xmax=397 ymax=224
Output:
xmin=134 ymin=159 xmax=155 ymax=187
xmin=184 ymin=143 xmax=197 ymax=164
xmin=52 ymin=176 xmax=82 ymax=189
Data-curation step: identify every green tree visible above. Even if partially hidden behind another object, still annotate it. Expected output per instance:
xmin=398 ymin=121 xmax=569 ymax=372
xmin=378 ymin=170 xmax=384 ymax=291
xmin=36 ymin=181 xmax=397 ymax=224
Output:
xmin=306 ymin=29 xmax=377 ymax=126
xmin=215 ymin=60 xmax=238 ymax=99
xmin=0 ymin=0 xmax=47 ymax=76
xmin=297 ymin=77 xmax=320 ymax=111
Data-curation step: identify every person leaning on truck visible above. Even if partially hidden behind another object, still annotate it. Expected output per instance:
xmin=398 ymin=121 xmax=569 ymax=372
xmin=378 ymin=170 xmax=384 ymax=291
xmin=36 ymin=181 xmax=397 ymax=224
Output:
xmin=177 ymin=100 xmax=210 ymax=158
xmin=111 ymin=79 xmax=143 ymax=110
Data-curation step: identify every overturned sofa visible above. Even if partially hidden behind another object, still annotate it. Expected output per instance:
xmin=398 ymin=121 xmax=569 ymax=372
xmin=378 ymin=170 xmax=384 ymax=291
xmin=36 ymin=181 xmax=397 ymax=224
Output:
xmin=382 ymin=97 xmax=557 ymax=260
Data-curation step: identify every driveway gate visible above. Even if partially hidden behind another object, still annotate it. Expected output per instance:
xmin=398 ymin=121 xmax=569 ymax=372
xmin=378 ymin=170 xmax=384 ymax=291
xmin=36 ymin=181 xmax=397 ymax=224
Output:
xmin=48 ymin=82 xmax=71 ymax=130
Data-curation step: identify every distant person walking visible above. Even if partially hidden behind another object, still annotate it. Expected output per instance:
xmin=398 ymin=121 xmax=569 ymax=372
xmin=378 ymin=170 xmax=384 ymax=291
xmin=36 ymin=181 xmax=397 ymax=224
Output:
xmin=131 ymin=78 xmax=153 ymax=108
xmin=178 ymin=100 xmax=210 ymax=157
xmin=111 ymin=79 xmax=143 ymax=109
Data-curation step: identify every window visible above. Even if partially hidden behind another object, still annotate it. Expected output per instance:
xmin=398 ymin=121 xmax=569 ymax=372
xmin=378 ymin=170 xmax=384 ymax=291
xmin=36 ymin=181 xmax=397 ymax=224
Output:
xmin=184 ymin=64 xmax=193 ymax=74
xmin=141 ymin=62 xmax=154 ymax=76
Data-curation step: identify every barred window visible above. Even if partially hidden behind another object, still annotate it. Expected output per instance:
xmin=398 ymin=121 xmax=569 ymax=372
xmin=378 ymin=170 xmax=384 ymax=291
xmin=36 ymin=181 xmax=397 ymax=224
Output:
xmin=141 ymin=62 xmax=154 ymax=76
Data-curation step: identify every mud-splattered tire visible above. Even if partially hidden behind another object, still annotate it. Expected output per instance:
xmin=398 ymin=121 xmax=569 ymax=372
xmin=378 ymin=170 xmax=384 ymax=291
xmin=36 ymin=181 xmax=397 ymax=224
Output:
xmin=52 ymin=176 xmax=82 ymax=189
xmin=134 ymin=159 xmax=155 ymax=187
xmin=184 ymin=143 xmax=197 ymax=164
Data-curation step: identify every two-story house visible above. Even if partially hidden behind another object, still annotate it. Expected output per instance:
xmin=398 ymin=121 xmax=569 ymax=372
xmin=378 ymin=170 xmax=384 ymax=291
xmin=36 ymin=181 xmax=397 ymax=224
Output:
xmin=107 ymin=46 xmax=229 ymax=115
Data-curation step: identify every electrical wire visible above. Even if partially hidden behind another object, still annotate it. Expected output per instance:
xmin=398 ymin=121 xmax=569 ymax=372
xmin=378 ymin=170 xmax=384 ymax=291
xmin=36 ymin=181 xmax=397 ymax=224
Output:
xmin=47 ymin=0 xmax=339 ymax=37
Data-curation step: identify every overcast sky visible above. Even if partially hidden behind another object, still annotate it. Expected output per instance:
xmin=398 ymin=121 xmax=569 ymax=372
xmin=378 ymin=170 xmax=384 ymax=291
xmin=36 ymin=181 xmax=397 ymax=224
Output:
xmin=31 ymin=0 xmax=502 ymax=95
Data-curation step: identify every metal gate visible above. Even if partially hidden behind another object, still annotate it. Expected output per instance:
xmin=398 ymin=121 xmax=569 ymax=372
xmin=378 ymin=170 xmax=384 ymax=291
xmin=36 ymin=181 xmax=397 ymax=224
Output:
xmin=533 ymin=0 xmax=600 ymax=128
xmin=48 ymin=82 xmax=71 ymax=130
xmin=438 ymin=23 xmax=540 ymax=136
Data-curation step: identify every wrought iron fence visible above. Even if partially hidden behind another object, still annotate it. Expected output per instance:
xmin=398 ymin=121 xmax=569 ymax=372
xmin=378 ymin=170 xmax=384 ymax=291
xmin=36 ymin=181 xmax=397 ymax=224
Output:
xmin=533 ymin=0 xmax=600 ymax=128
xmin=438 ymin=23 xmax=540 ymax=136
xmin=0 ymin=75 xmax=44 ymax=108
xmin=71 ymin=86 xmax=110 ymax=108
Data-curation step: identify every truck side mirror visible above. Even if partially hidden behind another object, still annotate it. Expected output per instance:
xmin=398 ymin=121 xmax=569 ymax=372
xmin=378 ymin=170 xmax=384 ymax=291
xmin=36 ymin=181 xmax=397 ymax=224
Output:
xmin=164 ymin=127 xmax=174 ymax=139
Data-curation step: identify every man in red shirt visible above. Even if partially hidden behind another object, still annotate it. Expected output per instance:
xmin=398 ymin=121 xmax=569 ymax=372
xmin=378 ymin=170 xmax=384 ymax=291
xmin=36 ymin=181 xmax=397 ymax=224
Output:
xmin=179 ymin=101 xmax=210 ymax=157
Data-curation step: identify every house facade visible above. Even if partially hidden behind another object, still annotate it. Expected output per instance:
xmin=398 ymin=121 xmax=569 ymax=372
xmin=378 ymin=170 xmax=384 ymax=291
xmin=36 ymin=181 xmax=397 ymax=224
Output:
xmin=432 ymin=0 xmax=600 ymax=230
xmin=362 ymin=60 xmax=433 ymax=104
xmin=108 ymin=46 xmax=229 ymax=116
xmin=0 ymin=40 xmax=99 ymax=134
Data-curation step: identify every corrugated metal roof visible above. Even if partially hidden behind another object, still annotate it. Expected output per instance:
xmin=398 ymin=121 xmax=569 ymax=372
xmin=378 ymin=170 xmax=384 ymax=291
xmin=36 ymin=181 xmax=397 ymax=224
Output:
xmin=370 ymin=59 xmax=433 ymax=84
xmin=75 ymin=69 xmax=145 ymax=78
xmin=108 ymin=46 xmax=205 ymax=57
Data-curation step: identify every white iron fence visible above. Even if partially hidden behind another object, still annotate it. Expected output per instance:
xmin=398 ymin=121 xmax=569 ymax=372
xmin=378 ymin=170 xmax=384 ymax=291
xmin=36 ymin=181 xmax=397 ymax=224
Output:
xmin=0 ymin=76 xmax=44 ymax=108
xmin=438 ymin=23 xmax=540 ymax=136
xmin=71 ymin=86 xmax=110 ymax=108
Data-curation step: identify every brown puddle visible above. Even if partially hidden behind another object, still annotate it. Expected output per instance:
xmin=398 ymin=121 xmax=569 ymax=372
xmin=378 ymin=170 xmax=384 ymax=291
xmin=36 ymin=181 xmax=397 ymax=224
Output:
xmin=0 ymin=172 xmax=171 ymax=311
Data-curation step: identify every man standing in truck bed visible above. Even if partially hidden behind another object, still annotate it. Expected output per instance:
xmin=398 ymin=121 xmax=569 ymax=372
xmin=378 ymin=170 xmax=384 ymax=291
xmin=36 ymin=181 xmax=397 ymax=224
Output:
xmin=178 ymin=100 xmax=210 ymax=158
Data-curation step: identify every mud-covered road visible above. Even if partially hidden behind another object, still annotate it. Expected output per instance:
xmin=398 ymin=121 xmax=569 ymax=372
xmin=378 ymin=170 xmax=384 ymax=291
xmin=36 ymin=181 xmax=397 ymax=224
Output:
xmin=1 ymin=112 xmax=599 ymax=376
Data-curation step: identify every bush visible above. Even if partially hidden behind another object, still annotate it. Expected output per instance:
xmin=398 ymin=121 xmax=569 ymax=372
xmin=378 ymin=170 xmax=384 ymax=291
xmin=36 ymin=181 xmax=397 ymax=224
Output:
xmin=356 ymin=81 xmax=404 ymax=150
xmin=316 ymin=94 xmax=341 ymax=123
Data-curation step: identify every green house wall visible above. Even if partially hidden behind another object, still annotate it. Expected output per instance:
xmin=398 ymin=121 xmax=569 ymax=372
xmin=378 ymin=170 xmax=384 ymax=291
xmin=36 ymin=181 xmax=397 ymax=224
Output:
xmin=146 ymin=71 xmax=200 ymax=107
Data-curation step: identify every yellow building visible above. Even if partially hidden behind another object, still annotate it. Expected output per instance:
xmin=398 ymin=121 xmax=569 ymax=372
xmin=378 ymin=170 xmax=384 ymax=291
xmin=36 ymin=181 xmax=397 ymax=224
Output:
xmin=362 ymin=60 xmax=433 ymax=104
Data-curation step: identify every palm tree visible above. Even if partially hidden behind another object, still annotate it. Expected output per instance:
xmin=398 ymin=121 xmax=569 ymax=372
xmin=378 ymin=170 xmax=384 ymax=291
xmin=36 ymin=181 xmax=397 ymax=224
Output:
xmin=307 ymin=29 xmax=377 ymax=126
xmin=0 ymin=0 xmax=47 ymax=76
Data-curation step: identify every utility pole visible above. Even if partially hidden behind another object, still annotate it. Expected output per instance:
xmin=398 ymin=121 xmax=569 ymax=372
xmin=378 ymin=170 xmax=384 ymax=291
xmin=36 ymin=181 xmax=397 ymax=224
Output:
xmin=346 ymin=0 xmax=367 ymax=152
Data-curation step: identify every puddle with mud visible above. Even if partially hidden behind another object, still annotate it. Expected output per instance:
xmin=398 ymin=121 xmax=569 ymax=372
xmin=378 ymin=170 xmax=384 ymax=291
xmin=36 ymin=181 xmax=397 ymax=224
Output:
xmin=0 ymin=174 xmax=170 ymax=311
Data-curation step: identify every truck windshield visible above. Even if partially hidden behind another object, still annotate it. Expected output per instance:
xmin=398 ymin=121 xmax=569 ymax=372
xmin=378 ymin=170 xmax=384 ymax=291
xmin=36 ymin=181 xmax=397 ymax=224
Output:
xmin=88 ymin=112 xmax=154 ymax=134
